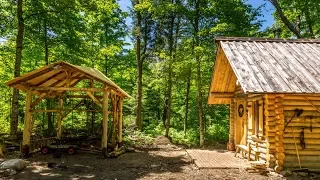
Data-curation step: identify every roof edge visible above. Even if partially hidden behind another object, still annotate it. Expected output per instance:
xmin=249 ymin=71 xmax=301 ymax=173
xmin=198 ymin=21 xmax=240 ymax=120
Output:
xmin=215 ymin=36 xmax=320 ymax=44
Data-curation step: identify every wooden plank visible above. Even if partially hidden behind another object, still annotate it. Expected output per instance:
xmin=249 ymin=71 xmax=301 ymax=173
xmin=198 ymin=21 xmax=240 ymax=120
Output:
xmin=271 ymin=42 xmax=313 ymax=92
xmin=6 ymin=64 xmax=56 ymax=86
xmin=86 ymin=91 xmax=102 ymax=108
xmin=284 ymin=43 xmax=320 ymax=92
xmin=28 ymin=69 xmax=63 ymax=86
xmin=235 ymin=42 xmax=264 ymax=92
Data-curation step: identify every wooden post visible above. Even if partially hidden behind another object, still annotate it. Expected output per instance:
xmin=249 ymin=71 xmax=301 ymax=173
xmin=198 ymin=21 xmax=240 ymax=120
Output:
xmin=57 ymin=97 xmax=63 ymax=139
xmin=22 ymin=89 xmax=32 ymax=154
xmin=102 ymin=89 xmax=109 ymax=153
xmin=111 ymin=94 xmax=118 ymax=148
xmin=118 ymin=98 xmax=123 ymax=146
xmin=274 ymin=94 xmax=285 ymax=172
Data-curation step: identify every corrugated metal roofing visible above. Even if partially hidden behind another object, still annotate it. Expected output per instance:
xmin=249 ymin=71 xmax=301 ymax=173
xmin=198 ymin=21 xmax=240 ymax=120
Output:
xmin=216 ymin=37 xmax=320 ymax=94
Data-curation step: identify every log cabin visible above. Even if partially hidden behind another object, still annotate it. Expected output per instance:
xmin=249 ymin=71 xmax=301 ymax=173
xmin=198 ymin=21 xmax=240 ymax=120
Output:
xmin=208 ymin=37 xmax=320 ymax=172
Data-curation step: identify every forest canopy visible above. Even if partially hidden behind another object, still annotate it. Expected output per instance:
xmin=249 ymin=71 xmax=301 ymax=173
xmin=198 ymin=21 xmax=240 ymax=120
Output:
xmin=0 ymin=0 xmax=316 ymax=146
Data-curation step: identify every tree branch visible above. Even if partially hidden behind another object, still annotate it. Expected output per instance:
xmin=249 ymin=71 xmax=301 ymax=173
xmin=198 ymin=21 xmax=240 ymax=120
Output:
xmin=269 ymin=0 xmax=302 ymax=38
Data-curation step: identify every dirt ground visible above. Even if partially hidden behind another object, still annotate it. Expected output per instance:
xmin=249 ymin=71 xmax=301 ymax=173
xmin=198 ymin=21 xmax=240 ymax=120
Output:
xmin=0 ymin=137 xmax=314 ymax=180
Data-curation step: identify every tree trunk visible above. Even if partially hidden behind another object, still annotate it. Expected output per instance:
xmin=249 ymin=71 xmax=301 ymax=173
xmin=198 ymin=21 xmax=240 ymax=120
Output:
xmin=43 ymin=16 xmax=53 ymax=135
xmin=269 ymin=0 xmax=302 ymax=38
xmin=135 ymin=0 xmax=143 ymax=131
xmin=304 ymin=2 xmax=315 ymax=38
xmin=165 ymin=3 xmax=175 ymax=138
xmin=11 ymin=0 xmax=24 ymax=137
xmin=195 ymin=0 xmax=204 ymax=147
xmin=184 ymin=67 xmax=191 ymax=136
xmin=162 ymin=99 xmax=168 ymax=127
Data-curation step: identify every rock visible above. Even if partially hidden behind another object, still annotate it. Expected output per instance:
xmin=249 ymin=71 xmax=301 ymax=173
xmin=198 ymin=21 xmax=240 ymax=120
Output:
xmin=280 ymin=170 xmax=292 ymax=177
xmin=0 ymin=159 xmax=26 ymax=171
xmin=0 ymin=168 xmax=17 ymax=177
xmin=297 ymin=172 xmax=308 ymax=177
xmin=150 ymin=164 xmax=160 ymax=168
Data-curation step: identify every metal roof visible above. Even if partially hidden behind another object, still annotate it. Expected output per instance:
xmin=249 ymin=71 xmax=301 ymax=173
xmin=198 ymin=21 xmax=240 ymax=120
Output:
xmin=216 ymin=37 xmax=320 ymax=93
xmin=6 ymin=61 xmax=131 ymax=98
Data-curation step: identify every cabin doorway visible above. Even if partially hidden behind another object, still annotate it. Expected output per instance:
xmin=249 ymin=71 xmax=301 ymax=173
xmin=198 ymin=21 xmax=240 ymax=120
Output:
xmin=234 ymin=100 xmax=247 ymax=145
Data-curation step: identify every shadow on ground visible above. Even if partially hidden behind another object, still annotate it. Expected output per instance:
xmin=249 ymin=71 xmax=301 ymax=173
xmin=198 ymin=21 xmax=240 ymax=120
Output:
xmin=10 ymin=147 xmax=190 ymax=180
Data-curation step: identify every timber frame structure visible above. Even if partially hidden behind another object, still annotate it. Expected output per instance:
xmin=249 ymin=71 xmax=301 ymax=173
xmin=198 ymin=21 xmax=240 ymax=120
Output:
xmin=209 ymin=37 xmax=320 ymax=172
xmin=6 ymin=61 xmax=130 ymax=156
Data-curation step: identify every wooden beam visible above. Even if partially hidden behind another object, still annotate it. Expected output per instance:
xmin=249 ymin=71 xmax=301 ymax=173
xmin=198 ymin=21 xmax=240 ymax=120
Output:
xmin=61 ymin=99 xmax=85 ymax=121
xmin=30 ymin=109 xmax=103 ymax=113
xmin=7 ymin=65 xmax=55 ymax=86
xmin=33 ymin=70 xmax=64 ymax=86
xmin=111 ymin=94 xmax=118 ymax=148
xmin=30 ymin=92 xmax=51 ymax=109
xmin=102 ymin=89 xmax=109 ymax=153
xmin=22 ymin=89 xmax=32 ymax=151
xmin=210 ymin=92 xmax=234 ymax=98
xmin=66 ymin=95 xmax=103 ymax=99
xmin=118 ymin=98 xmax=123 ymax=145
xmin=57 ymin=97 xmax=63 ymax=139
xmin=32 ymin=87 xmax=104 ymax=92
xmin=86 ymin=91 xmax=102 ymax=108
xmin=30 ymin=109 xmax=60 ymax=113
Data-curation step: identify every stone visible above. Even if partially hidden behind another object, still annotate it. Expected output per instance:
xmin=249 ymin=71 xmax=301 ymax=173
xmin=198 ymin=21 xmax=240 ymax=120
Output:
xmin=150 ymin=164 xmax=160 ymax=168
xmin=297 ymin=172 xmax=308 ymax=177
xmin=280 ymin=170 xmax=292 ymax=177
xmin=0 ymin=159 xmax=26 ymax=171
xmin=0 ymin=168 xmax=17 ymax=177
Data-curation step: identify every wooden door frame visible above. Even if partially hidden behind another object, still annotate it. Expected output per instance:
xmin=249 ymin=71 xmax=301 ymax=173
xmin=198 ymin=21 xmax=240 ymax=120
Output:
xmin=234 ymin=98 xmax=247 ymax=145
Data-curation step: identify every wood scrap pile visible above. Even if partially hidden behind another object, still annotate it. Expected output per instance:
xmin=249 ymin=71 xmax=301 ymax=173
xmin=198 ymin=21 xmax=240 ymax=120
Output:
xmin=105 ymin=146 xmax=135 ymax=158
xmin=245 ymin=161 xmax=268 ymax=174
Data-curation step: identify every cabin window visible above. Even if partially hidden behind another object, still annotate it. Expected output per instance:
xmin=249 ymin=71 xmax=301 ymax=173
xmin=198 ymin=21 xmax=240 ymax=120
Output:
xmin=247 ymin=102 xmax=253 ymax=132
xmin=254 ymin=100 xmax=264 ymax=136
xmin=248 ymin=100 xmax=264 ymax=137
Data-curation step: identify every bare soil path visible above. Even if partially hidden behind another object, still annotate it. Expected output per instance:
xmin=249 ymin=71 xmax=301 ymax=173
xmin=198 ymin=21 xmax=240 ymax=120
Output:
xmin=0 ymin=137 xmax=300 ymax=179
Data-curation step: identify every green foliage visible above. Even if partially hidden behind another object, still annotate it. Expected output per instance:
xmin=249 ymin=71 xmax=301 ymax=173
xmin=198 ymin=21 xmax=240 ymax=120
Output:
xmin=1 ymin=0 xmax=263 ymax=148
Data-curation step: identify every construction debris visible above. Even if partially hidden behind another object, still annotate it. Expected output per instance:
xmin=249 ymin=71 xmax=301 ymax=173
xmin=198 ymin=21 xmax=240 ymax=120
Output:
xmin=245 ymin=161 xmax=268 ymax=174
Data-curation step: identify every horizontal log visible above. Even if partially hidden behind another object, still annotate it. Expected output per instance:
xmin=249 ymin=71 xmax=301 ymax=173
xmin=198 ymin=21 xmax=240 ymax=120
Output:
xmin=284 ymin=105 xmax=320 ymax=111
xmin=284 ymin=132 xmax=320 ymax=138
xmin=284 ymin=110 xmax=320 ymax=117
xmin=275 ymin=108 xmax=284 ymax=115
xmin=283 ymin=95 xmax=320 ymax=100
xmin=275 ymin=152 xmax=285 ymax=160
xmin=210 ymin=92 xmax=234 ymax=98
xmin=30 ymin=109 xmax=112 ymax=113
xmin=265 ymin=111 xmax=276 ymax=117
xmin=284 ymin=138 xmax=320 ymax=145
xmin=32 ymin=87 xmax=105 ymax=92
xmin=285 ymin=155 xmax=320 ymax=162
xmin=66 ymin=95 xmax=103 ymax=99
xmin=283 ymin=118 xmax=320 ymax=123
xmin=284 ymin=122 xmax=320 ymax=128
xmin=284 ymin=127 xmax=320 ymax=133
xmin=283 ymin=162 xmax=320 ymax=169
xmin=284 ymin=144 xmax=320 ymax=150
xmin=283 ymin=100 xmax=320 ymax=106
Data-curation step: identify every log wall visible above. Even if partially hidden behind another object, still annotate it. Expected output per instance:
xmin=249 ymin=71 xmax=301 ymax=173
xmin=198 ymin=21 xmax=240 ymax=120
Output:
xmin=229 ymin=89 xmax=320 ymax=172
xmin=282 ymin=94 xmax=320 ymax=171
xmin=229 ymin=99 xmax=235 ymax=148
